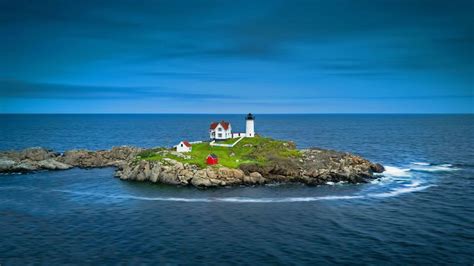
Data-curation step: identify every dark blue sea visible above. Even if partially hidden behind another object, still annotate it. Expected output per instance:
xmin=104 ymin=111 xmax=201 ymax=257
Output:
xmin=0 ymin=114 xmax=473 ymax=265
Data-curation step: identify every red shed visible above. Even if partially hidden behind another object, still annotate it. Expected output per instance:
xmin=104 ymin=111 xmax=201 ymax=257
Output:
xmin=206 ymin=153 xmax=218 ymax=165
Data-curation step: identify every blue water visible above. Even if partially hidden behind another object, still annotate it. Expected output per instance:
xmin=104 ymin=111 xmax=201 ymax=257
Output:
xmin=0 ymin=114 xmax=473 ymax=264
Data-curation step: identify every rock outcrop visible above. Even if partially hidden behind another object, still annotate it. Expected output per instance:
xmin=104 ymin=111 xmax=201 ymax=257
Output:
xmin=0 ymin=146 xmax=384 ymax=188
xmin=116 ymin=159 xmax=252 ymax=187
xmin=115 ymin=148 xmax=384 ymax=187
xmin=0 ymin=146 xmax=142 ymax=173
xmin=58 ymin=146 xmax=142 ymax=168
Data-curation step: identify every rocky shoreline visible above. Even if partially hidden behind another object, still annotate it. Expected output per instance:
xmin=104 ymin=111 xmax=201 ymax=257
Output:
xmin=0 ymin=146 xmax=384 ymax=187
xmin=0 ymin=146 xmax=142 ymax=172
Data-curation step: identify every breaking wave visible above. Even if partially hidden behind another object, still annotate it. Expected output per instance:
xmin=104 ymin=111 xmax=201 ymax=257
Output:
xmin=381 ymin=162 xmax=459 ymax=176
xmin=364 ymin=162 xmax=457 ymax=199
xmin=382 ymin=166 xmax=412 ymax=177
xmin=368 ymin=185 xmax=434 ymax=198
xmin=410 ymin=162 xmax=459 ymax=172
xmin=412 ymin=162 xmax=430 ymax=166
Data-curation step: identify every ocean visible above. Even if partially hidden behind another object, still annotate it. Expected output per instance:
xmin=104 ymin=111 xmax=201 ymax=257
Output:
xmin=0 ymin=114 xmax=473 ymax=264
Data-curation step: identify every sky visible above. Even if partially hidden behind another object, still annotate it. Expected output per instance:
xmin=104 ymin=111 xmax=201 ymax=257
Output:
xmin=0 ymin=0 xmax=473 ymax=113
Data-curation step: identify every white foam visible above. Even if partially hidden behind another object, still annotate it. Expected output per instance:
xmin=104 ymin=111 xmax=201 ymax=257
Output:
xmin=117 ymin=195 xmax=213 ymax=202
xmin=156 ymin=194 xmax=357 ymax=202
xmin=404 ymin=180 xmax=421 ymax=187
xmin=51 ymin=189 xmax=365 ymax=203
xmin=55 ymin=185 xmax=435 ymax=202
xmin=412 ymin=162 xmax=430 ymax=166
xmin=368 ymin=185 xmax=433 ymax=198
xmin=53 ymin=186 xmax=437 ymax=202
xmin=382 ymin=166 xmax=412 ymax=177
xmin=410 ymin=163 xmax=458 ymax=172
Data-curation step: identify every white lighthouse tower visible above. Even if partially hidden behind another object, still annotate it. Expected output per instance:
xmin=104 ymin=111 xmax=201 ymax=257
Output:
xmin=245 ymin=113 xmax=255 ymax=137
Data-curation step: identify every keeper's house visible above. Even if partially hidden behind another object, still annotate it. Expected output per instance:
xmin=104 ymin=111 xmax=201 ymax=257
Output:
xmin=209 ymin=113 xmax=255 ymax=140
xmin=209 ymin=121 xmax=232 ymax=140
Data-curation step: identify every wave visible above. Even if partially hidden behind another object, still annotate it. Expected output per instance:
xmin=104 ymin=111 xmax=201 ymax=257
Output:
xmin=412 ymin=162 xmax=430 ymax=166
xmin=404 ymin=180 xmax=421 ymax=187
xmin=368 ymin=185 xmax=434 ymax=198
xmin=382 ymin=166 xmax=412 ymax=177
xmin=326 ymin=181 xmax=347 ymax=186
xmin=51 ymin=189 xmax=366 ymax=203
xmin=381 ymin=162 xmax=459 ymax=178
xmin=38 ymin=161 xmax=453 ymax=203
xmin=218 ymin=195 xmax=365 ymax=202
xmin=410 ymin=162 xmax=459 ymax=172
xmin=51 ymin=186 xmax=434 ymax=203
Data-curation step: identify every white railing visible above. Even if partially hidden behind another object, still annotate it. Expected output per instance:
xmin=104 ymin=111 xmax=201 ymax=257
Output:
xmin=173 ymin=140 xmax=202 ymax=148
xmin=210 ymin=137 xmax=244 ymax=148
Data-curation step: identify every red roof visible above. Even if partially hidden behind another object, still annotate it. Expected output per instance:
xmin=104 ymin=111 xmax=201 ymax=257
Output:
xmin=182 ymin=141 xmax=191 ymax=147
xmin=210 ymin=121 xmax=230 ymax=130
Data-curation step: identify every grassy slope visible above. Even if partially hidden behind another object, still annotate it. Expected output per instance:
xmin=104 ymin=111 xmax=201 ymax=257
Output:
xmin=137 ymin=136 xmax=301 ymax=169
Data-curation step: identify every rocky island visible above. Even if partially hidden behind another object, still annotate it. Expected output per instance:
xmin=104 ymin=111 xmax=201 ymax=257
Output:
xmin=0 ymin=136 xmax=384 ymax=187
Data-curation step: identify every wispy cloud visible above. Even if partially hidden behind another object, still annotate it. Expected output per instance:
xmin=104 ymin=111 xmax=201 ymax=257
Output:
xmin=0 ymin=0 xmax=472 ymax=113
xmin=0 ymin=80 xmax=236 ymax=100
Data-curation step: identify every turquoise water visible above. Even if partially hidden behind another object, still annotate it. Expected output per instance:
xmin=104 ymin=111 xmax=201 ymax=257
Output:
xmin=0 ymin=114 xmax=473 ymax=264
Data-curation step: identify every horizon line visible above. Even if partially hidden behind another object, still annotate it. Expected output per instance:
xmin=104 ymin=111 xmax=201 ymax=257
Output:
xmin=1 ymin=112 xmax=473 ymax=115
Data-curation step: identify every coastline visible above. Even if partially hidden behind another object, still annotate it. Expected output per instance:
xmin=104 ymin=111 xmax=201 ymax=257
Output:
xmin=0 ymin=144 xmax=384 ymax=188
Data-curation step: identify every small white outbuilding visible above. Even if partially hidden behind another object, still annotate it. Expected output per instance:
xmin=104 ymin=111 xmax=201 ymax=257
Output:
xmin=176 ymin=141 xmax=192 ymax=152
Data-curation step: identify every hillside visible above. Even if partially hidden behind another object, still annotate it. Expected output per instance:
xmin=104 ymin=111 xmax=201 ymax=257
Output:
xmin=136 ymin=136 xmax=301 ymax=168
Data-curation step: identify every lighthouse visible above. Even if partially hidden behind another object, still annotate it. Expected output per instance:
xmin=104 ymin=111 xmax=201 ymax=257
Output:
xmin=245 ymin=113 xmax=255 ymax=137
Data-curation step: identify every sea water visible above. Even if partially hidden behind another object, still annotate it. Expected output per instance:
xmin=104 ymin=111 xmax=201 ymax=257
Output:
xmin=0 ymin=114 xmax=473 ymax=264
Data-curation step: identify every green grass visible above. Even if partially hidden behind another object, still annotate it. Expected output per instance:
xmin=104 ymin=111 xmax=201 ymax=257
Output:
xmin=137 ymin=136 xmax=301 ymax=169
xmin=216 ymin=138 xmax=241 ymax=145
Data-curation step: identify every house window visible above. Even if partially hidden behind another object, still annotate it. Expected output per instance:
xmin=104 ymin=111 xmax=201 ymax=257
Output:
xmin=180 ymin=144 xmax=183 ymax=147
xmin=218 ymin=127 xmax=222 ymax=131
xmin=218 ymin=133 xmax=222 ymax=138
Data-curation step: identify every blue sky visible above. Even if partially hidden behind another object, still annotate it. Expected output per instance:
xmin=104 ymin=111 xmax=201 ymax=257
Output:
xmin=0 ymin=0 xmax=472 ymax=113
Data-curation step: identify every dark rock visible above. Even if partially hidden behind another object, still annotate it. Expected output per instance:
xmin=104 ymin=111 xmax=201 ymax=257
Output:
xmin=371 ymin=163 xmax=385 ymax=173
